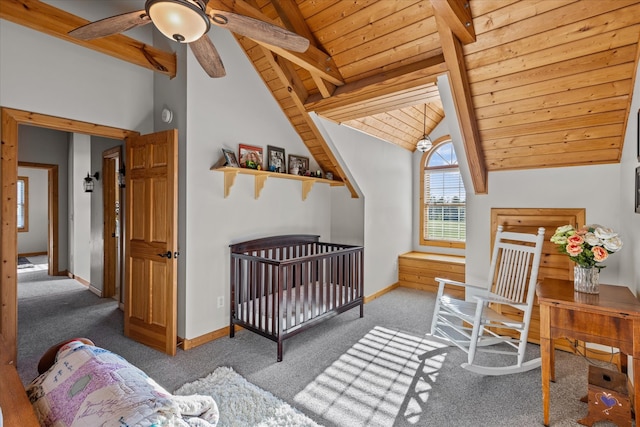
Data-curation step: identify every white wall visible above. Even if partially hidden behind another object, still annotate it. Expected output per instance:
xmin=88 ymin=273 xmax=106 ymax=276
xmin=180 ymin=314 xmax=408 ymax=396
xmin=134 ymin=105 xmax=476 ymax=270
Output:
xmin=178 ymin=27 xmax=336 ymax=339
xmin=0 ymin=19 xmax=153 ymax=133
xmin=70 ymin=134 xmax=92 ymax=282
xmin=316 ymin=117 xmax=413 ymax=296
xmin=17 ymin=167 xmax=48 ymax=254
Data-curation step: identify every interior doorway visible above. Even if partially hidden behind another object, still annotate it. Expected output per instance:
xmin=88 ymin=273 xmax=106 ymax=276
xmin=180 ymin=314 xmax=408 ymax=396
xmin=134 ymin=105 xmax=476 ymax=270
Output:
xmin=0 ymin=107 xmax=139 ymax=365
xmin=102 ymin=146 xmax=124 ymax=303
xmin=17 ymin=162 xmax=59 ymax=277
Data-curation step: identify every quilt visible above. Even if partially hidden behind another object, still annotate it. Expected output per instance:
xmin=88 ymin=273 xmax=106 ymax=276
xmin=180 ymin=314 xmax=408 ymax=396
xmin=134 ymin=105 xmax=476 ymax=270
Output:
xmin=26 ymin=340 xmax=219 ymax=427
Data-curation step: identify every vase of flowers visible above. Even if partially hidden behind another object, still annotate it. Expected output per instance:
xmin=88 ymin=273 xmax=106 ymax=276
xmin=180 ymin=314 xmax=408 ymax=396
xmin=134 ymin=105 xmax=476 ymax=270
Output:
xmin=550 ymin=224 xmax=623 ymax=294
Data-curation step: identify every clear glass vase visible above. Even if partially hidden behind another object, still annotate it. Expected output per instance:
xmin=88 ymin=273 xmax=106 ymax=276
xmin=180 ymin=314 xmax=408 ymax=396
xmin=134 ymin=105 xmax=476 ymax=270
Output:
xmin=573 ymin=265 xmax=600 ymax=294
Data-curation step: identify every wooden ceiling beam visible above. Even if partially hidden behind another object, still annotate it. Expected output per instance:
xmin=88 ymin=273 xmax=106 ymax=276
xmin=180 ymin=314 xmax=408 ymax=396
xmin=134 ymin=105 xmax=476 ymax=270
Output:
xmin=430 ymin=0 xmax=475 ymax=44
xmin=257 ymin=45 xmax=358 ymax=198
xmin=434 ymin=13 xmax=487 ymax=194
xmin=210 ymin=0 xmax=344 ymax=86
xmin=0 ymin=0 xmax=177 ymax=78
xmin=304 ymin=56 xmax=447 ymax=119
xmin=269 ymin=0 xmax=336 ymax=98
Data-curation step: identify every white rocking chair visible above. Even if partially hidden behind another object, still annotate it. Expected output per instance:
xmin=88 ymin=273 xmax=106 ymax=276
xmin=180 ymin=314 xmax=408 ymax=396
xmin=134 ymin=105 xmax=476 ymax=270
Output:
xmin=429 ymin=226 xmax=545 ymax=375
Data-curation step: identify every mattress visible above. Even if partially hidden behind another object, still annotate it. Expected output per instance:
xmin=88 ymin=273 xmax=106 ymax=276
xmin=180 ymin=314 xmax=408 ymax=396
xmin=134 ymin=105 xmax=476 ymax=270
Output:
xmin=235 ymin=282 xmax=357 ymax=334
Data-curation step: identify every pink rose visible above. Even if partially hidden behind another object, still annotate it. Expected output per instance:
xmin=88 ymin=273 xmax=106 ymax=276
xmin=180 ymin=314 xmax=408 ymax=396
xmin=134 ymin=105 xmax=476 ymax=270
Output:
xmin=567 ymin=234 xmax=584 ymax=245
xmin=576 ymin=227 xmax=589 ymax=235
xmin=566 ymin=242 xmax=583 ymax=256
xmin=592 ymin=246 xmax=608 ymax=262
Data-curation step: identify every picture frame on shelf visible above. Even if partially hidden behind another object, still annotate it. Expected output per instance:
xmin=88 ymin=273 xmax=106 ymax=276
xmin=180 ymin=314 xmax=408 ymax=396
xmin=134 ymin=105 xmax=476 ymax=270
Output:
xmin=221 ymin=148 xmax=239 ymax=168
xmin=267 ymin=145 xmax=286 ymax=173
xmin=238 ymin=144 xmax=263 ymax=170
xmin=636 ymin=166 xmax=640 ymax=214
xmin=288 ymin=154 xmax=309 ymax=176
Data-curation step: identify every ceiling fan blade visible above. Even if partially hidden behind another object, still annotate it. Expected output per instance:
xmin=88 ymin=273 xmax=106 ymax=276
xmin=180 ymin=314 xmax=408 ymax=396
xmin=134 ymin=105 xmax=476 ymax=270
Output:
xmin=190 ymin=36 xmax=226 ymax=78
xmin=209 ymin=10 xmax=309 ymax=53
xmin=68 ymin=10 xmax=151 ymax=40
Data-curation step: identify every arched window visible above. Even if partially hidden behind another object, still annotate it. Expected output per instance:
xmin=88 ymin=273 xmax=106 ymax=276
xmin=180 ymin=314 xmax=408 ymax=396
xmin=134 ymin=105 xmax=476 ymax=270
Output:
xmin=420 ymin=139 xmax=465 ymax=247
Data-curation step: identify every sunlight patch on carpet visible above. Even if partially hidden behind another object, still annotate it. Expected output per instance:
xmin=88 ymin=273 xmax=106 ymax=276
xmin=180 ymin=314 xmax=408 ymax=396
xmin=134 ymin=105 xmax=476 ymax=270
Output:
xmin=293 ymin=326 xmax=449 ymax=427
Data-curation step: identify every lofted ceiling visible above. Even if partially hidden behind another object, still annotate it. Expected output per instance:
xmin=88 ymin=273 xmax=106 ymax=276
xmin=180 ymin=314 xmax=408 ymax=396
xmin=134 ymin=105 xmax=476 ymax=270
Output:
xmin=2 ymin=0 xmax=639 ymax=196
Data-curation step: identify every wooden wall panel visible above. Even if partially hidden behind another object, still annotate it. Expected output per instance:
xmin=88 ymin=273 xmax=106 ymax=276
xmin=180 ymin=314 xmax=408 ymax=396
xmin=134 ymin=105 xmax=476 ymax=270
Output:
xmin=491 ymin=207 xmax=586 ymax=352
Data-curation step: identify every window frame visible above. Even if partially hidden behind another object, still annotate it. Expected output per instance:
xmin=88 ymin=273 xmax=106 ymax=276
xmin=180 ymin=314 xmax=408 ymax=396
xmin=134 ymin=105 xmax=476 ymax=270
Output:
xmin=17 ymin=175 xmax=29 ymax=233
xmin=419 ymin=137 xmax=465 ymax=249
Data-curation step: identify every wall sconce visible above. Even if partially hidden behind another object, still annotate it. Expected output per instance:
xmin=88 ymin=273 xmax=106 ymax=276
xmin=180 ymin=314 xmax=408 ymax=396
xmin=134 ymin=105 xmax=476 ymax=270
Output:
xmin=84 ymin=172 xmax=99 ymax=193
xmin=118 ymin=165 xmax=126 ymax=188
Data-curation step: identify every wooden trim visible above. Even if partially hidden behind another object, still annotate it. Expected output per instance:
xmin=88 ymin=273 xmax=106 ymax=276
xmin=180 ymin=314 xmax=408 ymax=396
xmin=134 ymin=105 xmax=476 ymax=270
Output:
xmin=0 ymin=0 xmax=177 ymax=78
xmin=436 ymin=22 xmax=487 ymax=194
xmin=1 ymin=106 xmax=137 ymax=366
xmin=419 ymin=135 xmax=466 ymax=248
xmin=430 ymin=0 xmax=476 ymax=45
xmin=364 ymin=283 xmax=400 ymax=304
xmin=18 ymin=251 xmax=47 ymax=257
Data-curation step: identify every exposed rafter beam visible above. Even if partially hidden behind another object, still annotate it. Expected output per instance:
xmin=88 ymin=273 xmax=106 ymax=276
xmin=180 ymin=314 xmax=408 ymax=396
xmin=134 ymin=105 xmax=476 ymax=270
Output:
xmin=432 ymin=4 xmax=487 ymax=194
xmin=430 ymin=0 xmax=476 ymax=44
xmin=209 ymin=0 xmax=344 ymax=86
xmin=269 ymin=0 xmax=336 ymax=98
xmin=305 ymin=56 xmax=447 ymax=121
xmin=0 ymin=0 xmax=177 ymax=78
xmin=259 ymin=47 xmax=358 ymax=198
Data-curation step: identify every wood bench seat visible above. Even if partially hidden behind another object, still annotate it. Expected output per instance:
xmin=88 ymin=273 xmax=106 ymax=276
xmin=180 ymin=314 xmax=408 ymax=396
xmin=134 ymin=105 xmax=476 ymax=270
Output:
xmin=398 ymin=252 xmax=465 ymax=298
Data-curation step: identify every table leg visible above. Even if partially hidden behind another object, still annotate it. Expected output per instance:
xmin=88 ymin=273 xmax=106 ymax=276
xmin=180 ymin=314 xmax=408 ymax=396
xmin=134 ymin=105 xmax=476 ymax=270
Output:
xmin=634 ymin=356 xmax=640 ymax=427
xmin=541 ymin=337 xmax=551 ymax=426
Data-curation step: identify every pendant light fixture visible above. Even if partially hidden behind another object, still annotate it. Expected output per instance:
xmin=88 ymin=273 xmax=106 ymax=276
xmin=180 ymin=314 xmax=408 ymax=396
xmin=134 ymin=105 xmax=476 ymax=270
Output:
xmin=416 ymin=103 xmax=433 ymax=153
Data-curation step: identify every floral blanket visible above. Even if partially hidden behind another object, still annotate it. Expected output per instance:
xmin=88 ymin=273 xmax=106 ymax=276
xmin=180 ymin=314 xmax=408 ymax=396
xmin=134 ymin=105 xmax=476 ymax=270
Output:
xmin=26 ymin=340 xmax=219 ymax=427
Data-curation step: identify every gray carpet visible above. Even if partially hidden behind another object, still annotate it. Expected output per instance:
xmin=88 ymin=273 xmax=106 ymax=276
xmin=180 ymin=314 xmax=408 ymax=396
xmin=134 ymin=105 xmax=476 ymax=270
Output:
xmin=17 ymin=274 xmax=622 ymax=426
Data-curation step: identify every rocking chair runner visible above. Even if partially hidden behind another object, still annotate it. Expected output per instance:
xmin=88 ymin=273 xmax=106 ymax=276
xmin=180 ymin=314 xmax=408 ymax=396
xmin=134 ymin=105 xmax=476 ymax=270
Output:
xmin=429 ymin=226 xmax=545 ymax=375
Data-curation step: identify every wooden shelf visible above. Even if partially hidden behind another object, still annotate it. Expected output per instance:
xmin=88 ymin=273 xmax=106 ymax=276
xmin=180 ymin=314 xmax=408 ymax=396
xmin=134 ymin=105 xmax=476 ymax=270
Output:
xmin=211 ymin=166 xmax=344 ymax=200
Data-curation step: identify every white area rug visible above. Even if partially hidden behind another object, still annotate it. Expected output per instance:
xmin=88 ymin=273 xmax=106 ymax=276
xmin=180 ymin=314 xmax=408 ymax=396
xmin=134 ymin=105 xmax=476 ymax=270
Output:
xmin=174 ymin=367 xmax=321 ymax=427
xmin=293 ymin=326 xmax=449 ymax=427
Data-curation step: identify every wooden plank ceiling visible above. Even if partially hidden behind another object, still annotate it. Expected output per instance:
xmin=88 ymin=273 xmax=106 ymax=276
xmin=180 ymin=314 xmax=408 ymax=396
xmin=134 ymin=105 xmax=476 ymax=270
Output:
xmin=3 ymin=0 xmax=640 ymax=195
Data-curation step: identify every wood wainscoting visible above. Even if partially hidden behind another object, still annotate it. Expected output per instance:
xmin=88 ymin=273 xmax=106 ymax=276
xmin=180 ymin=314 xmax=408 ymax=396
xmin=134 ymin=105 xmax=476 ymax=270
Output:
xmin=398 ymin=252 xmax=466 ymax=298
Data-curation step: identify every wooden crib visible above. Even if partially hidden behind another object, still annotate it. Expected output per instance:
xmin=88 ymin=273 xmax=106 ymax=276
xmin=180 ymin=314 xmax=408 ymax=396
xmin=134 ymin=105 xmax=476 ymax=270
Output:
xmin=229 ymin=234 xmax=364 ymax=361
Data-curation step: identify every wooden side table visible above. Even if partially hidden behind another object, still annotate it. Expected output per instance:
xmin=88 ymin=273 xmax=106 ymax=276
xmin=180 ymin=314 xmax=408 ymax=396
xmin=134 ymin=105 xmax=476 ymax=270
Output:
xmin=536 ymin=278 xmax=640 ymax=426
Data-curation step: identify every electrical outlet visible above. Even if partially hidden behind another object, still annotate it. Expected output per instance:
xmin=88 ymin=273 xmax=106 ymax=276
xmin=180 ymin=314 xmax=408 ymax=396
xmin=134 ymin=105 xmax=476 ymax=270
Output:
xmin=217 ymin=296 xmax=224 ymax=308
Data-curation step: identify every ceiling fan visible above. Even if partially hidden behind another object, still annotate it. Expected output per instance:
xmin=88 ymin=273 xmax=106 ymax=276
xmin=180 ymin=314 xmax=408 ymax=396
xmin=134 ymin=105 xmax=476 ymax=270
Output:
xmin=68 ymin=0 xmax=310 ymax=78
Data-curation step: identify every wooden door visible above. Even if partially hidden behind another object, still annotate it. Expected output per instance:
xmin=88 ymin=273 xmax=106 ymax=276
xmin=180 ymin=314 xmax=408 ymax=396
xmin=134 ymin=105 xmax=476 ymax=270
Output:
xmin=124 ymin=130 xmax=178 ymax=355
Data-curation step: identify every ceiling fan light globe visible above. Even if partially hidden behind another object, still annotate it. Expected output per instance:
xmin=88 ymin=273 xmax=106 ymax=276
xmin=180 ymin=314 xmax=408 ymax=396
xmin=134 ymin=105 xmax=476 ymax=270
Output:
xmin=146 ymin=0 xmax=210 ymax=43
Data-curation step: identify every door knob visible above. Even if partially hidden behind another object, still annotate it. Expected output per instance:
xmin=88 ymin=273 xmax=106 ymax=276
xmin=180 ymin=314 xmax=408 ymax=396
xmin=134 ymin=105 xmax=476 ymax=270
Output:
xmin=158 ymin=251 xmax=172 ymax=259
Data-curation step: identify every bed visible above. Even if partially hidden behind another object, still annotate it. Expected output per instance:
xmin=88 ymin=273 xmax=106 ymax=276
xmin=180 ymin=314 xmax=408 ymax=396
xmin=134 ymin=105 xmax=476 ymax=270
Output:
xmin=230 ymin=234 xmax=364 ymax=361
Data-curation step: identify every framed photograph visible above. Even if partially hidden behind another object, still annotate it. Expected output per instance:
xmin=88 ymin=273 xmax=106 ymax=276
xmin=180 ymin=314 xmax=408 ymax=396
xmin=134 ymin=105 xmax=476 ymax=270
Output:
xmin=221 ymin=148 xmax=239 ymax=168
xmin=238 ymin=144 xmax=263 ymax=169
xmin=288 ymin=154 xmax=309 ymax=176
xmin=267 ymin=145 xmax=286 ymax=173
xmin=636 ymin=166 xmax=640 ymax=214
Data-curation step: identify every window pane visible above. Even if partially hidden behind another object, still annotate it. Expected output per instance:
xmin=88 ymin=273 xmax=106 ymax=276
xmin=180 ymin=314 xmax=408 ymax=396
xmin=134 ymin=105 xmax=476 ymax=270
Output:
xmin=17 ymin=177 xmax=27 ymax=231
xmin=422 ymin=142 xmax=466 ymax=242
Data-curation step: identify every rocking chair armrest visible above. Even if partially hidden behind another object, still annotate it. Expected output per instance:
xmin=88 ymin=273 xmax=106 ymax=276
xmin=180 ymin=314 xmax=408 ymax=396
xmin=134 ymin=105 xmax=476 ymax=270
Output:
xmin=472 ymin=292 xmax=526 ymax=309
xmin=435 ymin=277 xmax=486 ymax=290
